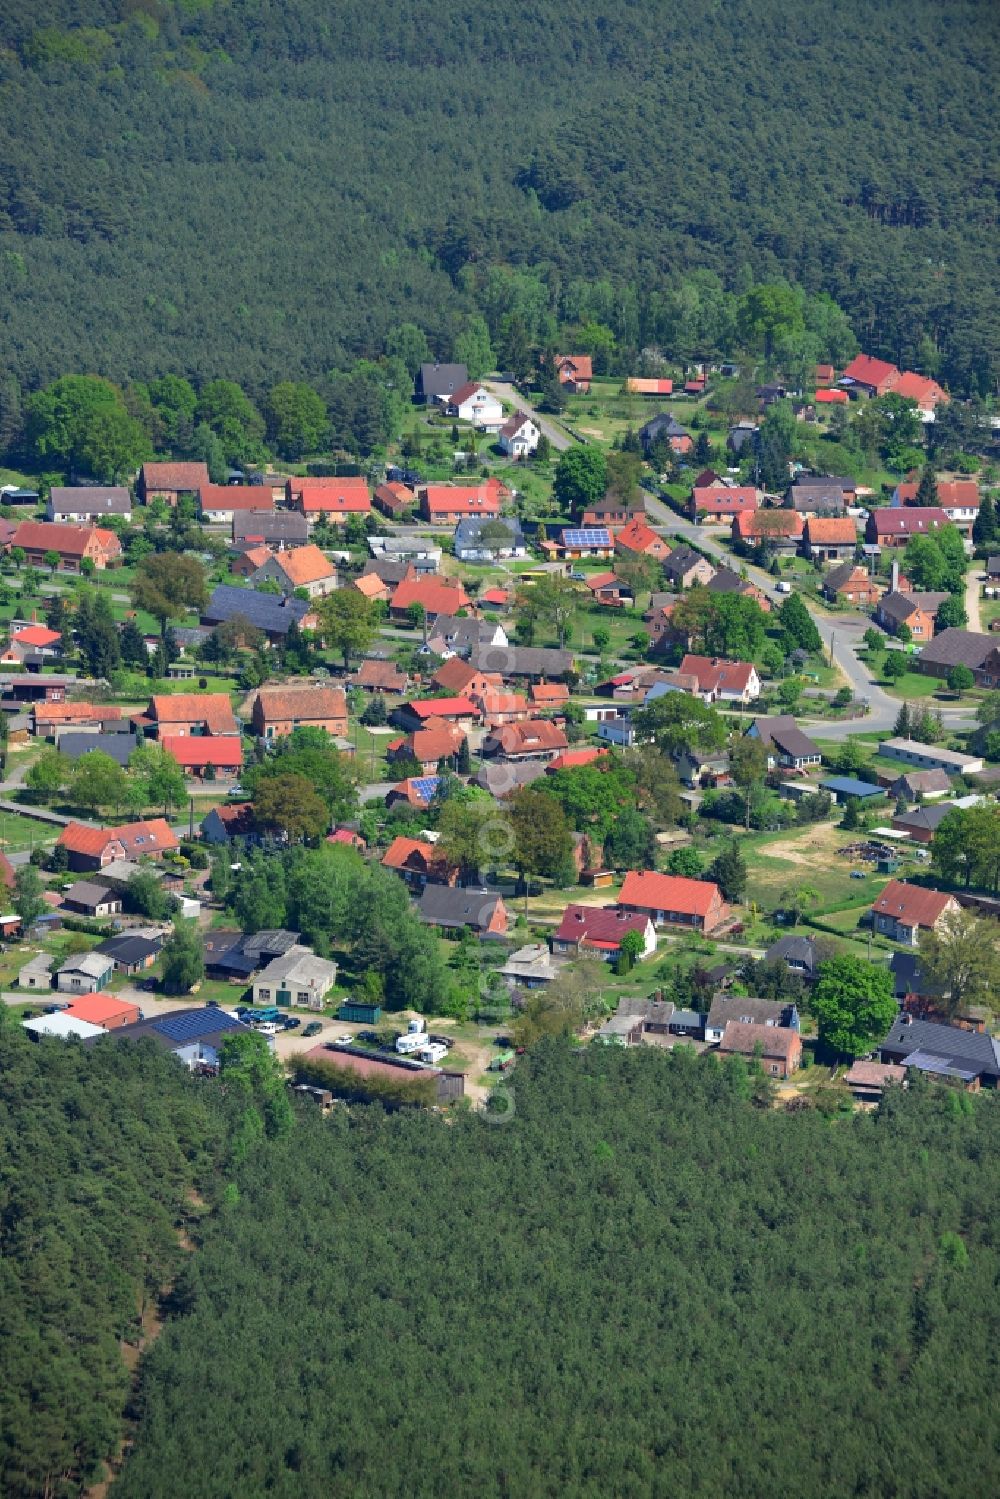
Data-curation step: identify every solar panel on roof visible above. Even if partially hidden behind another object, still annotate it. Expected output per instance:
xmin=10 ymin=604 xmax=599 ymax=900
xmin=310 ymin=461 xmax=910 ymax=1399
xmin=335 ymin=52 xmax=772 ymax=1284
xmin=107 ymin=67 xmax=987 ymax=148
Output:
xmin=153 ymin=1008 xmax=247 ymax=1043
xmin=562 ymin=528 xmax=611 ymax=546
xmin=412 ymin=776 xmax=441 ymax=801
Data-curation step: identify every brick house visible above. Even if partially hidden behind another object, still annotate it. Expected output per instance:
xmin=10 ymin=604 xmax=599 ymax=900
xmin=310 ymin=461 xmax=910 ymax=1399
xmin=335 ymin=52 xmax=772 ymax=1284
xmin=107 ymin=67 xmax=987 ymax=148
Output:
xmin=892 ymin=478 xmax=977 ymax=533
xmin=688 ymin=485 xmax=758 ymax=523
xmin=146 ymin=693 xmax=238 ymax=738
xmin=386 ymin=720 xmax=465 ymax=773
xmin=802 ymin=516 xmax=858 ymax=562
xmin=822 ymin=563 xmax=884 ymax=606
xmin=11 ymin=521 xmax=122 ymax=572
xmin=373 ymin=482 xmax=416 ymax=519
xmin=554 ymin=354 xmax=593 ymax=393
xmin=866 ymin=509 xmax=950 ymax=548
xmin=415 ymin=885 xmax=509 ymax=936
xmin=250 ymin=544 xmax=337 ymax=599
xmin=160 ymin=735 xmax=243 ymax=779
xmin=381 ymin=836 xmax=459 ymax=890
xmin=551 ymin=904 xmax=656 ymax=961
xmin=732 ymin=510 xmax=803 ymax=552
xmin=138 ymin=461 xmax=210 ymax=506
xmin=614 ymin=517 xmax=672 ymax=560
xmin=840 ymin=353 xmax=901 ymax=397
xmin=618 ymin=871 xmax=729 ymax=933
xmin=56 ymin=818 xmax=180 ymax=872
xmin=662 ymin=546 xmax=715 ymax=590
xmin=419 ymin=480 xmax=506 ymax=525
xmin=250 ymin=685 xmax=348 ymax=739
xmin=198 ymin=485 xmax=275 ymax=525
xmin=875 ymin=590 xmax=948 ymax=642
xmin=718 ymin=1020 xmax=802 ymax=1077
xmin=287 ymin=476 xmax=371 ymax=524
xmin=481 ymin=719 xmax=569 ymax=761
xmin=389 ymin=576 xmax=471 ymax=621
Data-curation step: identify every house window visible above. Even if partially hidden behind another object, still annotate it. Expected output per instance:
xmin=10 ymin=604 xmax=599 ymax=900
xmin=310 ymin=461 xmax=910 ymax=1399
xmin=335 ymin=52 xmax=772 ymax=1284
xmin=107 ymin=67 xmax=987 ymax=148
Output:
xmin=258 ymin=988 xmax=270 ymax=1001
xmin=296 ymin=991 xmax=309 ymax=1004
xmin=770 ymin=1063 xmax=780 ymax=1075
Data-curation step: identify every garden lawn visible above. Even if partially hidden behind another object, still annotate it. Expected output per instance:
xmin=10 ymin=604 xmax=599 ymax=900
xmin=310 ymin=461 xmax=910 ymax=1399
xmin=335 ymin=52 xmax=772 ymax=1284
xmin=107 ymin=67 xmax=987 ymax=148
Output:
xmin=740 ymin=822 xmax=878 ymax=912
xmin=0 ymin=810 xmax=57 ymax=853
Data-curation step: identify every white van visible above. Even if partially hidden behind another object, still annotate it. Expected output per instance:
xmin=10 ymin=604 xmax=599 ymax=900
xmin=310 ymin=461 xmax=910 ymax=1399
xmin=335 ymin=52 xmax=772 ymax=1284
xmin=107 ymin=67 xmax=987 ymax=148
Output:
xmin=774 ymin=580 xmax=792 ymax=594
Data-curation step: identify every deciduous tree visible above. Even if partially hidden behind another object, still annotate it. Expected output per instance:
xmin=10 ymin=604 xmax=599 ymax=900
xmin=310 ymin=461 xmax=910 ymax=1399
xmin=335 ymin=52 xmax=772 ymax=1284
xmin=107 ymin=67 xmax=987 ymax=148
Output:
xmin=812 ymin=954 xmax=896 ymax=1058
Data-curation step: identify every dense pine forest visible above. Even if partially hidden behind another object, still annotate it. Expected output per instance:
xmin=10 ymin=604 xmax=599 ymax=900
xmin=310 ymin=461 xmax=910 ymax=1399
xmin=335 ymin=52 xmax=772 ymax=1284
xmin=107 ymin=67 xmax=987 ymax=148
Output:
xmin=0 ymin=1 xmax=997 ymax=396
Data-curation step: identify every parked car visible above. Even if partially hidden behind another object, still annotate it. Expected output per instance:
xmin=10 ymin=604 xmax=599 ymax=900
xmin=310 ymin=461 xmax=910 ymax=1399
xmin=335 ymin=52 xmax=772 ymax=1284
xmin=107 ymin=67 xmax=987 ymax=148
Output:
xmin=283 ymin=1016 xmax=301 ymax=1030
xmin=303 ymin=1021 xmax=323 ymax=1037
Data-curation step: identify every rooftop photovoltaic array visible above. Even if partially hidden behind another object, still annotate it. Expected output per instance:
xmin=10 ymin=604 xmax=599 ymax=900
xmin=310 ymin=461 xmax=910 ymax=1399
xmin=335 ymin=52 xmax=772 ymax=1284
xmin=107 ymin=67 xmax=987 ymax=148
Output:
xmin=562 ymin=529 xmax=611 ymax=546
xmin=153 ymin=1008 xmax=247 ymax=1043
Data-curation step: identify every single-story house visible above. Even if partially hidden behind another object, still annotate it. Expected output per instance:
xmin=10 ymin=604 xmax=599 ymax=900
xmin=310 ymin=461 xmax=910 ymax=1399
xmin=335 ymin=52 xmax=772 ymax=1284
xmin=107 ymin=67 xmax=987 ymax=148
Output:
xmin=705 ymin=567 xmax=771 ymax=612
xmin=373 ymin=481 xmax=416 ymax=519
xmin=384 ymin=776 xmax=442 ymax=810
xmin=252 ymin=946 xmax=338 ymax=1010
xmin=639 ymin=413 xmax=692 ymax=456
xmin=499 ymin=943 xmax=559 ymax=988
xmin=802 ymin=516 xmax=858 ymax=562
xmin=61 ymin=880 xmax=122 ymax=919
xmin=746 ymin=715 xmax=821 ymax=771
xmin=453 ymin=516 xmax=526 ymax=562
xmin=732 ymin=510 xmax=804 ymax=551
xmin=871 ymin=880 xmax=960 ymax=946
xmin=287 ymin=476 xmax=371 ymax=524
xmin=551 ymin=904 xmax=656 ymax=961
xmin=469 ymin=645 xmax=574 ymax=681
xmin=95 ymin=932 xmax=162 ymax=975
xmin=614 ymin=517 xmax=672 ymax=560
xmin=47 ymin=486 xmax=132 ymax=524
xmin=96 ymin=1007 xmax=261 ymax=1070
xmin=18 ymin=953 xmax=54 ymax=991
xmin=11 ymin=520 xmax=122 ymax=572
xmin=585 ymin=571 xmax=634 ymax=608
xmin=233 ymin=511 xmax=310 ymax=548
xmin=840 ymin=353 xmax=901 ymax=397
xmin=415 ymin=885 xmax=509 ymax=936
xmin=419 ymin=479 xmax=506 ymax=525
xmin=385 ymin=721 xmax=465 ymax=774
xmin=618 ymin=871 xmax=729 ymax=934
xmin=145 ymin=692 xmax=238 ymax=739
xmin=381 ymin=835 xmax=459 ymax=889
xmin=688 ymin=485 xmax=758 ymax=523
xmin=875 ymin=590 xmax=948 ymax=642
xmin=393 ymin=696 xmax=479 ymax=732
xmin=866 ymin=508 xmax=950 ymax=547
xmin=356 ymin=659 xmax=409 ymax=694
xmin=160 ymin=735 xmax=243 ymax=778
xmin=197 ymin=484 xmax=275 ymax=525
xmin=678 ymin=654 xmax=761 ymax=705
xmin=544 ymin=527 xmax=615 ymax=561
xmin=879 ymin=1016 xmax=1000 ymax=1088
xmin=844 ymin=1060 xmax=907 ymax=1103
xmin=888 ymin=769 xmax=952 ymax=801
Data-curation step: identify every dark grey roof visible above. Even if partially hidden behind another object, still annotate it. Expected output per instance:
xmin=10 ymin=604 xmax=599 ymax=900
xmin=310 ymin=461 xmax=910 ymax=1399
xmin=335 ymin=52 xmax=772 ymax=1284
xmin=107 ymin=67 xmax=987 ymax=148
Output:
xmin=64 ymin=879 xmax=117 ymax=906
xmin=764 ymin=934 xmax=820 ymax=975
xmin=662 ymin=545 xmax=710 ymax=579
xmin=417 ymin=363 xmax=468 ymax=400
xmin=820 ymin=776 xmax=885 ymax=798
xmin=453 ymin=516 xmax=524 ymax=548
xmin=918 ymin=628 xmax=995 ymax=671
xmin=416 ymin=885 xmax=505 ymax=931
xmin=472 ymin=761 xmax=547 ymax=797
xmin=203 ymin=585 xmax=310 ymax=637
xmin=787 ymin=487 xmax=846 ymax=512
xmin=824 ymin=560 xmax=860 ymax=591
xmin=362 ymin=558 xmax=413 ymax=585
xmin=49 ymin=485 xmax=131 ymax=514
xmin=880 ymin=1017 xmax=1000 ymax=1080
xmin=792 ymin=474 xmax=856 ymax=493
xmin=470 ymin=645 xmax=573 ymax=679
xmin=431 ymin=616 xmax=503 ymax=651
xmin=640 ymin=413 xmax=689 ymax=442
xmin=888 ymin=951 xmax=942 ymax=1000
xmin=987 ymin=555 xmax=1000 ymax=576
xmin=56 ymin=731 xmax=139 ymax=766
xmin=880 ymin=590 xmax=949 ymax=625
xmin=233 ymin=512 xmax=309 ymax=544
xmin=707 ymin=565 xmax=753 ymax=595
xmin=750 ymin=715 xmax=821 ymax=760
xmin=97 ymin=1006 xmax=251 ymax=1051
xmin=95 ymin=933 xmax=163 ymax=966
xmin=240 ymin=928 xmax=301 ymax=959
xmin=892 ymin=803 xmax=955 ymax=834
xmin=707 ymin=994 xmax=797 ymax=1029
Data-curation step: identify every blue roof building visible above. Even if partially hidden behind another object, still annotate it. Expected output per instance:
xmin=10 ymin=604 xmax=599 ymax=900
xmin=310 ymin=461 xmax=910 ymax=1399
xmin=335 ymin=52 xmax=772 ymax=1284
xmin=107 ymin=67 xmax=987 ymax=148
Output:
xmin=819 ymin=776 xmax=885 ymax=804
xmin=203 ymin=585 xmax=311 ymax=639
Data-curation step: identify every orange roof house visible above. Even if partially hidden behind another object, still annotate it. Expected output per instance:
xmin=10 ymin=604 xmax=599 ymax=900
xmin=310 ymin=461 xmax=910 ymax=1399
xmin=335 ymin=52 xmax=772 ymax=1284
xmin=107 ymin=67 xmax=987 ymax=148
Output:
xmin=626 ymin=378 xmax=674 ymax=396
xmin=614 ymin=517 xmax=672 ymax=559
xmin=482 ymin=719 xmax=568 ymax=760
xmin=231 ymin=545 xmax=274 ymax=578
xmin=814 ymin=388 xmax=849 ymax=405
xmin=555 ymin=354 xmax=593 ymax=392
xmin=287 ymin=476 xmax=371 ymax=521
xmin=198 ymin=485 xmax=275 ymax=521
xmin=356 ymin=658 xmax=408 ymax=693
xmin=389 ymin=577 xmax=471 ymax=620
xmin=381 ymin=835 xmax=458 ymax=889
xmin=419 ymin=479 xmax=506 ymax=523
xmin=732 ymin=510 xmax=804 ymax=544
xmin=431 ymin=658 xmax=501 ymax=696
xmin=386 ymin=720 xmax=465 ymax=773
xmin=803 ymin=516 xmax=858 ymax=560
xmin=139 ymin=461 xmax=210 ymax=504
xmin=530 ymin=682 xmax=570 ymax=708
xmin=56 ymin=818 xmax=179 ymax=872
xmin=618 ymin=870 xmax=729 ymax=933
xmin=689 ymin=485 xmax=758 ymax=522
xmin=250 ymin=543 xmax=338 ymax=598
xmin=374 ymin=481 xmax=416 ymax=518
xmin=62 ymin=993 xmax=141 ymax=1030
xmin=12 ymin=625 xmax=61 ymax=650
xmin=147 ymin=693 xmax=238 ymax=737
xmin=250 ymin=685 xmax=348 ymax=739
xmin=34 ymin=701 xmax=122 ymax=730
xmin=160 ymin=735 xmax=243 ymax=773
xmin=11 ymin=521 xmax=121 ymax=571
xmin=871 ymin=880 xmax=960 ymax=946
xmin=891 ymin=371 xmax=949 ymax=413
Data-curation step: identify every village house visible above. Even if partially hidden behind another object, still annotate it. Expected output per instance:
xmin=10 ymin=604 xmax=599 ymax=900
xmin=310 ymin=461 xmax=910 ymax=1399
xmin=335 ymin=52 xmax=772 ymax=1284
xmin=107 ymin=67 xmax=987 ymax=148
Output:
xmin=415 ymin=885 xmax=509 ymax=937
xmin=822 ymin=562 xmax=884 ymax=607
xmin=614 ymin=516 xmax=672 ymax=560
xmin=5 ymin=624 xmax=62 ymax=664
xmin=585 ymin=571 xmax=633 ymax=609
xmin=580 ymin=497 xmax=646 ymax=532
xmin=644 ymin=592 xmax=681 ymax=647
xmin=381 ymin=835 xmax=459 ymax=890
xmin=428 ymin=615 xmax=508 ymax=658
xmin=842 ymin=1059 xmax=907 ymax=1103
xmin=498 ymin=413 xmax=540 ymax=458
xmin=393 ymin=696 xmax=480 ymax=732
xmin=871 ymin=880 xmax=960 ymax=946
xmin=453 ymin=516 xmax=526 ymax=562
xmin=287 ymin=476 xmax=371 ymax=524
xmin=813 ymin=388 xmax=849 ymax=407
xmin=416 ymin=362 xmax=468 ymax=406
xmin=430 ymin=657 xmax=502 ymax=698
xmin=11 ymin=521 xmax=122 ymax=572
xmin=888 ymin=372 xmax=950 ymax=421
xmin=890 ymin=802 xmax=957 ymax=846
xmin=839 ymin=353 xmax=902 ymax=398
xmin=472 ymin=688 xmax=530 ymax=726
xmin=618 ymin=871 xmax=729 ymax=934
xmin=481 ymin=719 xmax=569 ymax=761
xmin=875 ymin=589 xmax=948 ymax=641
xmin=202 ymin=585 xmax=314 ymax=643
xmin=200 ymin=802 xmax=257 ymax=845
xmin=56 ymin=952 xmax=115 ymax=996
xmin=47 ymin=486 xmax=131 ymax=524
xmin=61 ymin=880 xmax=123 ymax=919
xmin=198 ymin=484 xmax=275 ymax=525
xmin=678 ymin=654 xmax=761 ymax=705
xmin=386 ymin=720 xmax=465 ymax=774
xmin=705 ymin=566 xmax=772 ymax=612
xmin=230 ymin=545 xmax=274 ymax=580
xmin=688 ymin=485 xmax=758 ymax=524
xmin=888 ymin=768 xmax=951 ymax=800
xmin=250 ymin=544 xmax=338 ymax=598
xmin=746 ymin=715 xmax=821 ymax=772
xmin=389 ymin=576 xmax=471 ymax=621
xmin=233 ymin=511 xmax=310 ymax=548
xmin=662 ymin=546 xmax=715 ymax=590
xmin=704 ymin=994 xmax=801 ymax=1045
xmin=368 ymin=535 xmax=442 ymax=573
xmin=160 ymin=735 xmax=243 ymax=779
xmin=878 ymin=1016 xmax=1000 ymax=1089
xmin=551 ymin=905 xmax=656 ymax=961
xmin=55 ymin=818 xmax=180 ymax=872
xmin=891 ymin=478 xmax=979 ymax=533
xmin=138 ymin=461 xmax=210 ymax=506
xmin=866 ymin=508 xmax=950 ymax=547
xmin=802 ymin=516 xmax=858 ymax=562
xmin=373 ymin=481 xmax=415 ymax=519
xmin=718 ymin=1021 xmax=802 ymax=1077
xmin=541 ymin=526 xmax=615 ymax=562
xmin=639 ymin=413 xmax=692 ymax=457
xmin=727 ymin=421 xmax=758 ymax=456
xmin=250 ymin=684 xmax=348 ymax=740
xmin=419 ymin=479 xmax=506 ymax=525
xmin=252 ymin=946 xmax=338 ymax=1010
xmin=470 ymin=645 xmax=574 ymax=680
xmin=731 ymin=510 xmax=804 ymax=551
xmin=145 ymin=692 xmax=238 ymax=738
xmin=446 ymin=381 xmax=504 ymax=432
xmin=356 ymin=658 xmax=409 ymax=694
xmin=531 ymin=681 xmax=571 ymax=709
xmin=916 ymin=629 xmax=999 ymax=685
xmin=33 ymin=700 xmax=123 ymax=736
xmin=554 ymin=354 xmax=592 ymax=393
xmin=384 ymin=776 xmax=442 ymax=810
xmin=784 ymin=485 xmax=848 ymax=518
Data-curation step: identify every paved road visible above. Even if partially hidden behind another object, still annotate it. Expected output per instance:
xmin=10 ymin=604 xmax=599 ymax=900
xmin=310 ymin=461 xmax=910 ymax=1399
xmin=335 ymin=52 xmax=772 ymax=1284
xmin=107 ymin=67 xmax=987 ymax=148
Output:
xmin=641 ymin=491 xmax=976 ymax=739
xmin=482 ymin=381 xmax=575 ymax=452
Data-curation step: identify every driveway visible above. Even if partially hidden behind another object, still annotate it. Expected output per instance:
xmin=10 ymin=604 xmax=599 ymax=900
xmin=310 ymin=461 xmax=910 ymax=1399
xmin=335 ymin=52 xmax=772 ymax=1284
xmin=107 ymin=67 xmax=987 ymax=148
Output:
xmin=482 ymin=381 xmax=574 ymax=452
xmin=965 ymin=566 xmax=983 ymax=634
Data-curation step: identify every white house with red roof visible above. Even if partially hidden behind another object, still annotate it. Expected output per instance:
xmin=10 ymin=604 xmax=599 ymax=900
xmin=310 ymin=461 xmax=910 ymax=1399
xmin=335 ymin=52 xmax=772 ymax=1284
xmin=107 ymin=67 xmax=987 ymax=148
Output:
xmin=552 ymin=904 xmax=655 ymax=960
xmin=6 ymin=623 xmax=62 ymax=663
xmin=499 ymin=412 xmax=540 ymax=458
xmin=678 ymin=654 xmax=761 ymax=705
xmin=446 ymin=382 xmax=504 ymax=432
xmin=892 ymin=479 xmax=979 ymax=533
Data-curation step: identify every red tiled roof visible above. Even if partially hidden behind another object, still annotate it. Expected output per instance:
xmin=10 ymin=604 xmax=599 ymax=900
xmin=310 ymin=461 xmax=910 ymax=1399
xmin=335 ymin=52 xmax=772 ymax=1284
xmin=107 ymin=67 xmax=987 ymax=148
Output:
xmin=327 ymin=827 xmax=366 ymax=847
xmin=199 ymin=484 xmax=275 ymax=513
xmin=814 ymin=388 xmax=848 ymax=404
xmin=615 ymin=518 xmax=669 ymax=553
xmin=150 ymin=693 xmax=238 ymax=734
xmin=872 ymin=880 xmax=955 ymax=929
xmin=719 ymin=1021 xmax=800 ymax=1060
xmin=871 ymin=509 xmax=950 ymax=537
xmin=253 ymin=685 xmax=347 ymax=723
xmin=263 ymin=544 xmax=336 ymax=586
xmin=62 ymin=993 xmax=140 ymax=1027
xmin=555 ymin=354 xmax=593 ymax=382
xmin=488 ymin=720 xmax=568 ymax=755
xmin=290 ymin=477 xmax=371 ymax=513
xmin=841 ymin=354 xmax=900 ymax=391
xmin=357 ymin=659 xmax=407 ymax=690
xmin=554 ymin=903 xmax=649 ymax=948
xmin=392 ymin=722 xmax=465 ymax=764
xmin=407 ymin=696 xmax=477 ymax=720
xmin=421 ymin=480 xmax=505 ymax=517
xmin=733 ymin=510 xmax=803 ymax=540
xmin=161 ymin=735 xmax=243 ymax=770
xmin=692 ymin=486 xmax=758 ymax=514
xmin=12 ymin=521 xmax=121 ymax=557
xmin=530 ymin=683 xmax=570 ymax=706
xmin=34 ymin=701 xmax=122 ymax=724
xmin=374 ymin=481 xmax=414 ymax=510
xmin=546 ymin=747 xmax=608 ymax=773
xmin=892 ymin=372 xmax=949 ymax=407
xmin=480 ymin=587 xmax=510 ymax=607
xmin=448 ymin=380 xmax=491 ymax=407
xmin=679 ymin=653 xmax=756 ymax=695
xmin=381 ymin=836 xmax=454 ymax=879
xmin=619 ymin=870 xmax=723 ymax=917
xmin=430 ymin=658 xmax=481 ymax=693
xmin=805 ymin=517 xmax=857 ymax=544
xmin=213 ymin=801 xmax=254 ymax=827
xmin=391 ymin=578 xmax=471 ymax=615
xmin=387 ymin=777 xmax=439 ymax=806
xmin=626 ymin=378 xmax=673 ymax=395
xmin=895 ymin=480 xmax=978 ymax=509
xmin=12 ymin=625 xmax=61 ymax=648
xmin=56 ymin=818 xmax=179 ymax=858
xmin=142 ymin=461 xmax=210 ymax=491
